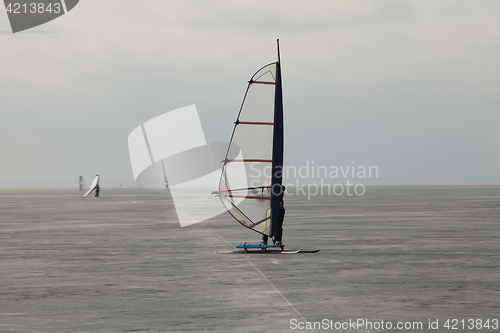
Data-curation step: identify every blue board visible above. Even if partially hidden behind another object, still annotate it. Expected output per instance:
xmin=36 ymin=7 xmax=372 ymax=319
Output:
xmin=236 ymin=243 xmax=282 ymax=249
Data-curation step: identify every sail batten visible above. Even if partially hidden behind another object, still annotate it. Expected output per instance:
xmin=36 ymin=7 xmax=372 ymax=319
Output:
xmin=237 ymin=121 xmax=274 ymax=125
xmin=250 ymin=81 xmax=275 ymax=85
xmin=227 ymin=195 xmax=271 ymax=200
xmin=229 ymin=159 xmax=272 ymax=163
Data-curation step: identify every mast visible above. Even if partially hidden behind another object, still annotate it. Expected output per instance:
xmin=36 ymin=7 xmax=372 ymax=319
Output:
xmin=270 ymin=39 xmax=284 ymax=238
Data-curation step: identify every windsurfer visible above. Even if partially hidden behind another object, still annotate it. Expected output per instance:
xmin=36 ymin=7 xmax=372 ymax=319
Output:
xmin=94 ymin=185 xmax=100 ymax=198
xmin=261 ymin=185 xmax=286 ymax=245
xmin=274 ymin=185 xmax=286 ymax=245
xmin=274 ymin=201 xmax=285 ymax=245
xmin=219 ymin=49 xmax=285 ymax=250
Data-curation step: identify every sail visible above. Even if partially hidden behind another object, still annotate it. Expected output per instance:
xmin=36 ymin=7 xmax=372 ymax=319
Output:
xmin=219 ymin=57 xmax=283 ymax=237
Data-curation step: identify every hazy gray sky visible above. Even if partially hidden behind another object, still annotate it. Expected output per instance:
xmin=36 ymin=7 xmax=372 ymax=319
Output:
xmin=1 ymin=0 xmax=499 ymax=186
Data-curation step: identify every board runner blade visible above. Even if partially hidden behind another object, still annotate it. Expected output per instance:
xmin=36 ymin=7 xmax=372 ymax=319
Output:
xmin=216 ymin=249 xmax=319 ymax=254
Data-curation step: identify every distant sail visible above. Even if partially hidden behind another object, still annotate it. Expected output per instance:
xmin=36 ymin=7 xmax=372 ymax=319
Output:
xmin=83 ymin=175 xmax=99 ymax=198
xmin=218 ymin=47 xmax=284 ymax=238
xmin=79 ymin=176 xmax=85 ymax=191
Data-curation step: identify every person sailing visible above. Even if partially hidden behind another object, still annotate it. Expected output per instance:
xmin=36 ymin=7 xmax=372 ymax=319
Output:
xmin=94 ymin=184 xmax=100 ymax=198
xmin=274 ymin=189 xmax=286 ymax=245
xmin=261 ymin=185 xmax=285 ymax=245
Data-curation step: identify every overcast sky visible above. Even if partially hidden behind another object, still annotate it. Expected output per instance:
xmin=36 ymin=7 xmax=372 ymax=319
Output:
xmin=1 ymin=0 xmax=499 ymax=187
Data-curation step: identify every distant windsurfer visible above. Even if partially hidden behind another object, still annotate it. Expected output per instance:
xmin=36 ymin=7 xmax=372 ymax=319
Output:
xmin=79 ymin=176 xmax=85 ymax=191
xmin=82 ymin=175 xmax=100 ymax=198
